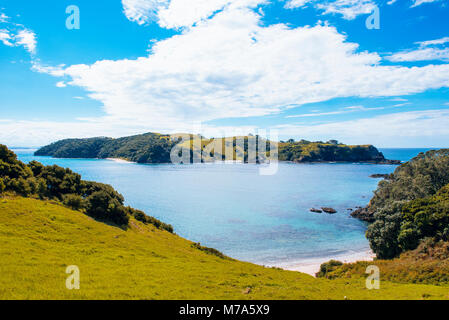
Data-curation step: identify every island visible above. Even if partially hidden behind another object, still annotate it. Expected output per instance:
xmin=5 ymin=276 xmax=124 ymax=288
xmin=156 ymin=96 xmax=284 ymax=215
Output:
xmin=34 ymin=132 xmax=400 ymax=164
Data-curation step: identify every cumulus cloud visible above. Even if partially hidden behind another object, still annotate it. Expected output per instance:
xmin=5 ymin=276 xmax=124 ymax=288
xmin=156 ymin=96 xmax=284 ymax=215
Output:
xmin=122 ymin=0 xmax=265 ymax=28
xmin=33 ymin=6 xmax=449 ymax=133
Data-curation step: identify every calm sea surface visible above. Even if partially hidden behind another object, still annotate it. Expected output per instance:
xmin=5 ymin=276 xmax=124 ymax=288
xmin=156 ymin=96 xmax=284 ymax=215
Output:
xmin=13 ymin=148 xmax=431 ymax=265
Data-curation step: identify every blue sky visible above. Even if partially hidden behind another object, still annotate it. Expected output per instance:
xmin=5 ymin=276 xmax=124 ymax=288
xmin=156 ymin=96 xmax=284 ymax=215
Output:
xmin=1 ymin=0 xmax=449 ymax=147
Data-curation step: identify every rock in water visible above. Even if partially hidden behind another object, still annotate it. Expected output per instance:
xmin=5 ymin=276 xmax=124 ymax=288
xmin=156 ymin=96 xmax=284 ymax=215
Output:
xmin=321 ymin=207 xmax=337 ymax=214
xmin=310 ymin=208 xmax=322 ymax=213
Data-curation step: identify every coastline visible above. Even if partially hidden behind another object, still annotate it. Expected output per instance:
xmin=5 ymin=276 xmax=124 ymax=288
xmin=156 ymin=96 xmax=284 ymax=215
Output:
xmin=271 ymin=249 xmax=375 ymax=276
xmin=106 ymin=157 xmax=135 ymax=164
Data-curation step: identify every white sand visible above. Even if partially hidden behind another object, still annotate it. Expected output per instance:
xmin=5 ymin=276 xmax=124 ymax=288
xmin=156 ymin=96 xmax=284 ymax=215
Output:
xmin=270 ymin=250 xmax=376 ymax=276
xmin=106 ymin=158 xmax=134 ymax=164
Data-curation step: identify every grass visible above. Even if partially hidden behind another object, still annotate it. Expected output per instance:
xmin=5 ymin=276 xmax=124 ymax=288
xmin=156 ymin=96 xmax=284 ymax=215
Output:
xmin=1 ymin=196 xmax=449 ymax=300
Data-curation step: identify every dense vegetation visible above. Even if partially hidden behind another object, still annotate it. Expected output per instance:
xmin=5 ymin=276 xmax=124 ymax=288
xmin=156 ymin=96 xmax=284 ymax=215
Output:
xmin=278 ymin=140 xmax=395 ymax=163
xmin=0 ymin=144 xmax=173 ymax=232
xmin=319 ymin=149 xmax=449 ymax=285
xmin=2 ymin=196 xmax=449 ymax=299
xmin=35 ymin=133 xmax=398 ymax=164
xmin=349 ymin=149 xmax=449 ymax=259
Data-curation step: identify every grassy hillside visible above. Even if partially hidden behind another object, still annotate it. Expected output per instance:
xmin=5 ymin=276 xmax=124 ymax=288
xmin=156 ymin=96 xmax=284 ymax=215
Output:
xmin=1 ymin=196 xmax=449 ymax=300
xmin=34 ymin=132 xmax=398 ymax=164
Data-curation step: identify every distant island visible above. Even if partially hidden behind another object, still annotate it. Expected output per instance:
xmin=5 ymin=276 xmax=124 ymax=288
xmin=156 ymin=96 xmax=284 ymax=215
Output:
xmin=35 ymin=132 xmax=400 ymax=164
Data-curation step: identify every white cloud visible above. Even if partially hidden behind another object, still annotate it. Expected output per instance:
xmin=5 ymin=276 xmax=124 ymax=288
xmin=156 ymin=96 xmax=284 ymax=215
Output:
xmin=284 ymin=0 xmax=313 ymax=9
xmin=56 ymin=81 xmax=67 ymax=88
xmin=416 ymin=37 xmax=449 ymax=47
xmin=15 ymin=29 xmax=36 ymax=54
xmin=285 ymin=0 xmax=377 ymax=20
xmin=387 ymin=0 xmax=398 ymax=5
xmin=0 ymin=29 xmax=13 ymax=46
xmin=276 ymin=109 xmax=449 ymax=147
xmin=0 ymin=13 xmax=9 ymax=23
xmin=386 ymin=47 xmax=449 ymax=62
xmin=286 ymin=105 xmax=384 ymax=118
xmin=3 ymin=109 xmax=449 ymax=148
xmin=122 ymin=0 xmax=168 ymax=25
xmin=0 ymin=12 xmax=37 ymax=54
xmin=411 ymin=0 xmax=440 ymax=8
xmin=387 ymin=37 xmax=449 ymax=62
xmin=316 ymin=0 xmax=376 ymax=20
xmin=122 ymin=0 xmax=265 ymax=29
xmin=32 ymin=7 xmax=449 ymax=134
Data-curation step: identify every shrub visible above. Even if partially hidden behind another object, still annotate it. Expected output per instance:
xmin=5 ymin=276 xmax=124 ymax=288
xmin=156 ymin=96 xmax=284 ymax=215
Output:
xmin=86 ymin=191 xmax=129 ymax=226
xmin=191 ymin=243 xmax=227 ymax=259
xmin=316 ymin=260 xmax=343 ymax=278
xmin=63 ymin=194 xmax=87 ymax=211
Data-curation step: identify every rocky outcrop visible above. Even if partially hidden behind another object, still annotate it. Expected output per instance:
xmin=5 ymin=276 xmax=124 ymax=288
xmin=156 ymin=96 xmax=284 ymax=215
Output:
xmin=350 ymin=206 xmax=375 ymax=222
xmin=322 ymin=207 xmax=337 ymax=214
xmin=310 ymin=208 xmax=323 ymax=213
xmin=370 ymin=174 xmax=392 ymax=179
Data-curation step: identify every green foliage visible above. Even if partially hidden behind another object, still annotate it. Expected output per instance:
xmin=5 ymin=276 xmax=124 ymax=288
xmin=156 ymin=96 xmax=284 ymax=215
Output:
xmin=0 ymin=144 xmax=173 ymax=232
xmin=86 ymin=191 xmax=129 ymax=226
xmin=35 ymin=132 xmax=391 ymax=164
xmin=365 ymin=149 xmax=449 ymax=259
xmin=191 ymin=242 xmax=228 ymax=259
xmin=127 ymin=207 xmax=174 ymax=233
xmin=316 ymin=260 xmax=343 ymax=278
xmin=278 ymin=141 xmax=387 ymax=163
xmin=62 ymin=194 xmax=87 ymax=211
xmin=34 ymin=137 xmax=111 ymax=158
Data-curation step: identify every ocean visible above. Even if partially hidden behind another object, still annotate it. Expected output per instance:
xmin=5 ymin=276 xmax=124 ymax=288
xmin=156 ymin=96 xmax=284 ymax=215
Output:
xmin=13 ymin=148 xmax=431 ymax=268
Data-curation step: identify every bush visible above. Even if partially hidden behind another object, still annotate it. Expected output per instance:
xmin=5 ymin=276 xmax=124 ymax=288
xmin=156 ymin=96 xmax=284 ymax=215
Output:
xmin=191 ymin=243 xmax=227 ymax=259
xmin=127 ymin=207 xmax=174 ymax=233
xmin=63 ymin=194 xmax=87 ymax=211
xmin=316 ymin=260 xmax=343 ymax=278
xmin=86 ymin=191 xmax=129 ymax=226
xmin=0 ymin=178 xmax=5 ymax=194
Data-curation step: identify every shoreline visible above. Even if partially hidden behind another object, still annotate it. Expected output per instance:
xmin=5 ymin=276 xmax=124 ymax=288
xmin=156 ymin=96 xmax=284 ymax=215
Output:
xmin=270 ymin=249 xmax=375 ymax=276
xmin=106 ymin=158 xmax=135 ymax=164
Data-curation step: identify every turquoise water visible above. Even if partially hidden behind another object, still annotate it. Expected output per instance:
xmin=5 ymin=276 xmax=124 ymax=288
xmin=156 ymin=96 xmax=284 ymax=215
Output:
xmin=13 ymin=148 xmax=429 ymax=266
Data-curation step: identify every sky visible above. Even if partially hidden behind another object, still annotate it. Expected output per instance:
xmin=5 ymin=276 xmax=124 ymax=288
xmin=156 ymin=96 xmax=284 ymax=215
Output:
xmin=0 ymin=0 xmax=449 ymax=147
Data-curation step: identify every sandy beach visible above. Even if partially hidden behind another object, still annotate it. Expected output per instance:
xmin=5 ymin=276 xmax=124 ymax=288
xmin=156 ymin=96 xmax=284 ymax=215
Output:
xmin=106 ymin=158 xmax=135 ymax=164
xmin=271 ymin=250 xmax=376 ymax=276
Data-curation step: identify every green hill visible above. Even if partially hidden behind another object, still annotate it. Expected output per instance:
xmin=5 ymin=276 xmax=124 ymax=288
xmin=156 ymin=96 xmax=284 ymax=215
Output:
xmin=34 ymin=133 xmax=399 ymax=164
xmin=2 ymin=196 xmax=449 ymax=300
